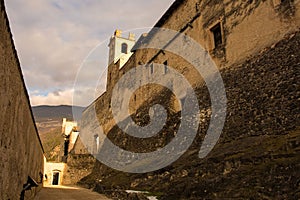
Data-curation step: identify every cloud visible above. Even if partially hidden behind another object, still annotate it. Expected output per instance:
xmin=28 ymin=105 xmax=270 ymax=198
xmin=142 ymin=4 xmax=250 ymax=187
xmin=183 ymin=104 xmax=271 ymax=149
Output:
xmin=5 ymin=0 xmax=175 ymax=106
xmin=30 ymin=89 xmax=74 ymax=106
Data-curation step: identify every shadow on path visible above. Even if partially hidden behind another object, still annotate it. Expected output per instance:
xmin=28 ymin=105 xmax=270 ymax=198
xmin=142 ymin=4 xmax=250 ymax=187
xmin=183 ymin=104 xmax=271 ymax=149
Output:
xmin=35 ymin=185 xmax=111 ymax=200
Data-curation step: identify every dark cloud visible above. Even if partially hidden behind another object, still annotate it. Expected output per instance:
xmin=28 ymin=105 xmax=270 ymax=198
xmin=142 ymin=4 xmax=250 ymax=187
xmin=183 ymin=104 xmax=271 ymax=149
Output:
xmin=53 ymin=90 xmax=61 ymax=96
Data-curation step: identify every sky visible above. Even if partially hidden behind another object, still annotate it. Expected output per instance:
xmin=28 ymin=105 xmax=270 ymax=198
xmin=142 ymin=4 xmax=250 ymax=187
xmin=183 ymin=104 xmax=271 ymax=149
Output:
xmin=5 ymin=0 xmax=175 ymax=107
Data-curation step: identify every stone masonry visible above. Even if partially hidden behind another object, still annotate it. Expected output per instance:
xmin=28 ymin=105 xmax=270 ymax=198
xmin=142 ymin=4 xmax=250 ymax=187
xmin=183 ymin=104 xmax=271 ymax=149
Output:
xmin=78 ymin=0 xmax=300 ymax=199
xmin=0 ymin=1 xmax=44 ymax=199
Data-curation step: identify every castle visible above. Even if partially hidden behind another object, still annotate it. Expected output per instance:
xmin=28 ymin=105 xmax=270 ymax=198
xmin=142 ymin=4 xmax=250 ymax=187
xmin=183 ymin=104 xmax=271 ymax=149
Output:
xmin=1 ymin=0 xmax=298 ymax=198
xmin=80 ymin=0 xmax=300 ymax=152
xmin=74 ymin=0 xmax=299 ymax=198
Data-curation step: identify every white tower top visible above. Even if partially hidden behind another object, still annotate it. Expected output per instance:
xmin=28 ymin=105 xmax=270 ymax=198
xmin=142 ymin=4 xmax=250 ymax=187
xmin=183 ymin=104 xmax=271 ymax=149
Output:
xmin=108 ymin=29 xmax=136 ymax=68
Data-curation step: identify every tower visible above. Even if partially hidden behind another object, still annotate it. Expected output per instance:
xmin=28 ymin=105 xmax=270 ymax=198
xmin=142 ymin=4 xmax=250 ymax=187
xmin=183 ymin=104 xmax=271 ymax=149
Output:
xmin=108 ymin=29 xmax=136 ymax=68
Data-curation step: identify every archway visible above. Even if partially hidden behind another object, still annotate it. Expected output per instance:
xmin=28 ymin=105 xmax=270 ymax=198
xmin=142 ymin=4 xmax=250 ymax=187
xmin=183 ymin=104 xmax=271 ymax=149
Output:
xmin=52 ymin=172 xmax=59 ymax=185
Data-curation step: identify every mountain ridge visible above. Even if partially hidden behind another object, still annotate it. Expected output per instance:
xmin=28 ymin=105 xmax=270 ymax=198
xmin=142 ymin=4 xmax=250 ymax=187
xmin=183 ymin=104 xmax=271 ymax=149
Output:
xmin=32 ymin=105 xmax=85 ymax=122
xmin=31 ymin=105 xmax=85 ymax=135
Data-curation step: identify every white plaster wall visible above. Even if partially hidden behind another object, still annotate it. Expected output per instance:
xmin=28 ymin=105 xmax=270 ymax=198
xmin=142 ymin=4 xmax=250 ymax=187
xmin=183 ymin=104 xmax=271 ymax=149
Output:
xmin=44 ymin=162 xmax=66 ymax=186
xmin=110 ymin=35 xmax=135 ymax=68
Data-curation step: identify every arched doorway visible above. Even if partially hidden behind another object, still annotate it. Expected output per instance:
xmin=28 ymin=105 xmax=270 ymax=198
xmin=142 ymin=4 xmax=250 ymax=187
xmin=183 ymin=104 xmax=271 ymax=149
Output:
xmin=52 ymin=171 xmax=60 ymax=185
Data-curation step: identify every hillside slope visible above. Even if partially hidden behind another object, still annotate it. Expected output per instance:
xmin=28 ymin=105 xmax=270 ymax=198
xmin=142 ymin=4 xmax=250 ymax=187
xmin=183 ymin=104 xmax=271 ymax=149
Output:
xmin=32 ymin=105 xmax=85 ymax=161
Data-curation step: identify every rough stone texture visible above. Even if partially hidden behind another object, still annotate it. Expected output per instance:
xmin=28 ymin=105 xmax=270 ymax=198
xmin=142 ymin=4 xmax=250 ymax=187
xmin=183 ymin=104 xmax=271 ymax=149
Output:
xmin=81 ymin=29 xmax=300 ymax=200
xmin=78 ymin=0 xmax=299 ymax=199
xmin=63 ymin=154 xmax=96 ymax=186
xmin=151 ymin=0 xmax=300 ymax=67
xmin=81 ymin=0 xmax=300 ymax=138
xmin=0 ymin=1 xmax=44 ymax=199
xmin=71 ymin=135 xmax=90 ymax=155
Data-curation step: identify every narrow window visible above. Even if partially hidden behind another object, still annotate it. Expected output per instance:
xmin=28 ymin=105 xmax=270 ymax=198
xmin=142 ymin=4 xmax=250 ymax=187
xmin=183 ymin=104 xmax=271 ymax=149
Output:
xmin=63 ymin=136 xmax=69 ymax=156
xmin=150 ymin=64 xmax=154 ymax=74
xmin=121 ymin=43 xmax=128 ymax=53
xmin=211 ymin=23 xmax=223 ymax=48
xmin=164 ymin=60 xmax=168 ymax=74
xmin=180 ymin=97 xmax=186 ymax=108
xmin=94 ymin=134 xmax=99 ymax=153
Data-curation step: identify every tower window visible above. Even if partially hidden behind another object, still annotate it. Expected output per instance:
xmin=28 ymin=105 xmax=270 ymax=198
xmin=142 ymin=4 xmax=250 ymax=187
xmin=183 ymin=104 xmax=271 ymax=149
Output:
xmin=210 ymin=23 xmax=223 ymax=48
xmin=121 ymin=43 xmax=128 ymax=53
xmin=163 ymin=60 xmax=168 ymax=74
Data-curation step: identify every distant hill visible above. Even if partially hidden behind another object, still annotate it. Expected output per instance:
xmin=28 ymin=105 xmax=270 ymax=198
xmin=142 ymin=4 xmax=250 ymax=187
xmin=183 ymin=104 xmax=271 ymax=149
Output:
xmin=31 ymin=105 xmax=85 ymax=135
xmin=32 ymin=105 xmax=85 ymax=122
xmin=40 ymin=127 xmax=63 ymax=162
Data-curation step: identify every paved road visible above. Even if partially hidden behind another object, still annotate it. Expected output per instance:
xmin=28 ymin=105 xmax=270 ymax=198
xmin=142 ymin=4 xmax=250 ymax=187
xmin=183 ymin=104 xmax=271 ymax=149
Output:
xmin=35 ymin=185 xmax=111 ymax=200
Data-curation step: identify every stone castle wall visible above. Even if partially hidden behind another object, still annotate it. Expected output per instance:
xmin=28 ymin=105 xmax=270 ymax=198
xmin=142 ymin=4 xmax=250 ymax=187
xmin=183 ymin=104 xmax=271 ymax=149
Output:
xmin=77 ymin=1 xmax=299 ymax=198
xmin=149 ymin=0 xmax=300 ymax=67
xmin=0 ymin=1 xmax=44 ymax=199
xmin=83 ymin=23 xmax=300 ymax=200
xmin=81 ymin=0 xmax=300 ymax=150
xmin=62 ymin=154 xmax=96 ymax=185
